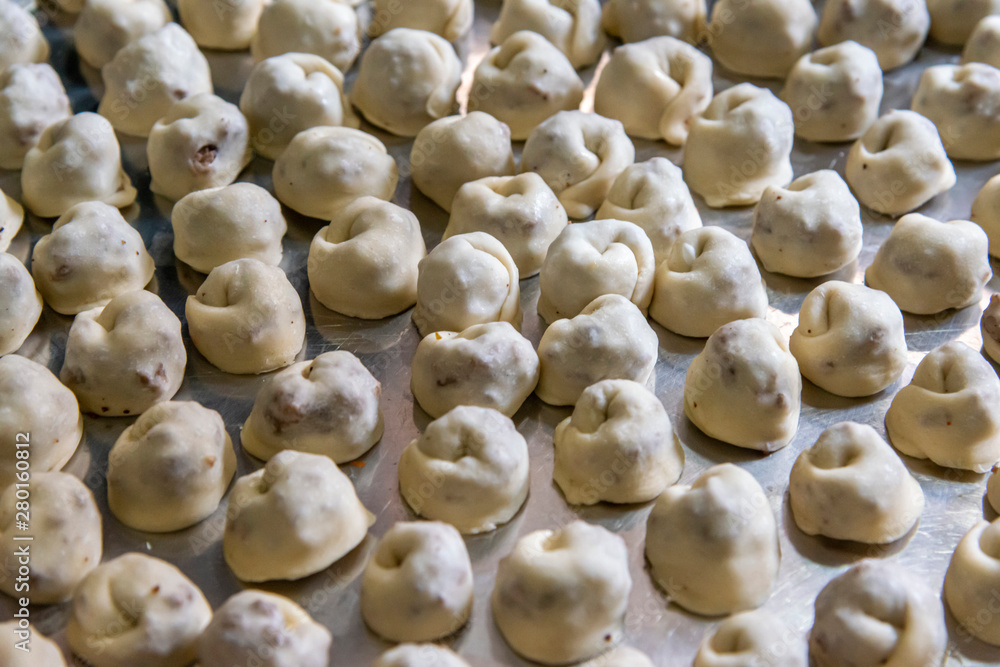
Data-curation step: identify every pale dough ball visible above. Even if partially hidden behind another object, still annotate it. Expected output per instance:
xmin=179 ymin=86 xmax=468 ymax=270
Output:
xmin=594 ymin=36 xmax=713 ymax=145
xmin=148 ymin=93 xmax=252 ymax=201
xmin=0 ymin=355 xmax=82 ymax=489
xmin=398 ymin=405 xmax=529 ymax=534
xmin=602 ymin=0 xmax=706 ymax=44
xmin=694 ymin=610 xmax=806 ymax=667
xmin=74 ymin=0 xmax=170 ymax=69
xmin=490 ymin=0 xmax=607 ymax=68
xmin=241 ymin=350 xmax=384 ymax=463
xmin=351 ymin=28 xmax=462 ymax=137
xmin=0 ymin=623 xmax=66 ymax=667
xmin=645 ymin=463 xmax=780 ymax=615
xmin=492 ymin=520 xmax=631 ymax=664
xmin=198 ymin=591 xmax=332 ymax=667
xmin=178 ymin=0 xmax=265 ymax=50
xmin=886 ymin=340 xmax=1000 ymax=473
xmin=964 ymin=15 xmax=1000 ymax=68
xmin=973 ymin=173 xmax=1000 ymax=256
xmin=240 ymin=53 xmax=358 ymax=160
xmin=536 ymin=294 xmax=658 ymax=406
xmin=650 ymin=226 xmax=768 ymax=338
xmin=108 ymin=401 xmax=236 ymax=532
xmin=0 ymin=252 xmax=42 ymax=356
xmin=67 ymin=553 xmax=211 ymax=667
xmin=537 ymin=218 xmax=655 ymax=322
xmin=685 ymin=318 xmax=801 ymax=452
xmin=273 ymin=126 xmax=398 ymax=221
xmin=790 ymin=281 xmax=907 ymax=397
xmin=865 ymin=213 xmax=990 ymax=314
xmin=751 ymin=170 xmax=863 ymax=278
xmin=845 ymin=110 xmax=955 ymax=215
xmin=185 ymin=258 xmax=306 ymax=375
xmin=0 ymin=186 xmax=23 ymax=251
xmin=946 ymin=518 xmax=1000 ymax=646
xmin=912 ymin=62 xmax=1000 ymax=161
xmin=553 ymin=379 xmax=683 ymax=505
xmin=361 ymin=521 xmax=474 ymax=642
xmin=0 ymin=0 xmax=48 ymax=72
xmin=780 ymin=41 xmax=883 ymax=143
xmin=21 ymin=112 xmax=137 ymax=217
xmin=369 ymin=0 xmax=473 ymax=41
xmin=31 ymin=201 xmax=154 ymax=315
xmin=0 ymin=63 xmax=72 ymax=170
xmin=410 ymin=321 xmax=539 ymax=418
xmin=707 ymin=0 xmax=817 ymax=78
xmin=521 ymin=110 xmax=636 ymax=219
xmin=224 ymin=450 xmax=374 ymax=581
xmin=251 ymin=0 xmax=361 ymax=72
xmin=468 ymin=30 xmax=584 ymax=141
xmin=580 ymin=647 xmax=655 ymax=667
xmin=982 ymin=293 xmax=1000 ymax=363
xmin=683 ymin=83 xmax=794 ymax=208
xmin=376 ymin=645 xmax=470 ymax=667
xmin=818 ymin=0 xmax=929 ymax=70
xmin=811 ymin=560 xmax=947 ymax=666
xmin=308 ymin=197 xmax=425 ymax=319
xmin=927 ymin=0 xmax=1000 ymax=44
xmin=990 ymin=465 xmax=1000 ymax=513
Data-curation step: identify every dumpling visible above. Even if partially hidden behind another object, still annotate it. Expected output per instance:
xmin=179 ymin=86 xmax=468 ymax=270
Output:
xmin=845 ymin=110 xmax=955 ymax=215
xmin=886 ymin=341 xmax=1000 ymax=473
xmin=683 ymin=83 xmax=794 ymax=208
xmin=147 ymin=93 xmax=252 ymax=201
xmin=178 ymin=0 xmax=265 ymax=50
xmin=251 ymin=0 xmax=361 ymax=72
xmin=410 ymin=321 xmax=539 ymax=418
xmin=172 ymin=183 xmax=286 ymax=274
xmin=491 ymin=0 xmax=606 ymax=68
xmin=817 ymin=0 xmax=929 ymax=70
xmin=31 ymin=201 xmax=154 ymax=315
xmin=273 ymin=126 xmax=398 ymax=221
xmin=0 ymin=623 xmax=66 ymax=667
xmin=224 ymin=450 xmax=374 ymax=581
xmin=694 ymin=610 xmax=806 ymax=667
xmin=492 ymin=521 xmax=631 ymax=664
xmin=21 ymin=112 xmax=137 ymax=217
xmin=912 ymin=63 xmax=1000 ymax=161
xmin=0 ymin=0 xmax=48 ymax=72
xmin=240 ymin=53 xmax=357 ymax=160
xmin=361 ymin=521 xmax=474 ymax=641
xmin=706 ymin=0 xmax=817 ymax=78
xmin=554 ymin=379 xmax=683 ymax=505
xmin=964 ymin=15 xmax=1000 ymax=68
xmin=74 ymin=0 xmax=170 ymax=69
xmin=646 ymin=464 xmax=780 ymax=615
xmin=398 ymin=406 xmax=529 ymax=533
xmin=946 ymin=517 xmax=1000 ymax=645
xmin=810 ymin=560 xmax=947 ymax=666
xmin=468 ymin=30 xmax=584 ymax=141
xmin=0 ymin=253 xmax=42 ymax=356
xmin=185 ymin=258 xmax=306 ymax=375
xmin=369 ymin=0 xmax=473 ymax=41
xmin=0 ymin=186 xmax=23 ymax=252
xmin=521 ymin=110 xmax=635 ymax=219
xmin=650 ymin=226 xmax=768 ymax=338
xmin=685 ymin=318 xmax=801 ymax=452
xmin=536 ymin=294 xmax=658 ymax=406
xmin=790 ymin=281 xmax=907 ymax=397
xmin=780 ymin=41 xmax=883 ymax=143
xmin=594 ymin=37 xmax=713 ymax=145
xmin=0 ymin=63 xmax=72 ymax=170
xmin=973 ymin=174 xmax=1000 ymax=259
xmin=865 ymin=213 xmax=990 ymax=315
xmin=601 ymin=0 xmax=706 ymax=44
xmin=376 ymin=645 xmax=470 ymax=667
xmin=983 ymin=294 xmax=1000 ymax=363
xmin=927 ymin=0 xmax=1000 ymax=45
xmin=308 ymin=197 xmax=425 ymax=319
xmin=351 ymin=28 xmax=462 ymax=137
xmin=751 ymin=170 xmax=863 ymax=278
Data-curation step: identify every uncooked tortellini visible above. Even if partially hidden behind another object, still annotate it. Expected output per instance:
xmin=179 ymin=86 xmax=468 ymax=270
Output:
xmin=927 ymin=0 xmax=1000 ymax=45
xmin=369 ymin=0 xmax=473 ymax=41
xmin=964 ymin=15 xmax=1000 ymax=68
xmin=0 ymin=187 xmax=22 ymax=252
xmin=984 ymin=294 xmax=1000 ymax=364
xmin=178 ymin=0 xmax=265 ymax=50
xmin=707 ymin=0 xmax=816 ymax=78
xmin=601 ymin=0 xmax=706 ymax=44
xmin=251 ymin=0 xmax=361 ymax=73
xmin=0 ymin=624 xmax=66 ymax=667
xmin=0 ymin=63 xmax=72 ymax=170
xmin=74 ymin=0 xmax=170 ymax=69
xmin=377 ymin=645 xmax=470 ymax=667
xmin=0 ymin=253 xmax=41 ymax=357
xmin=490 ymin=0 xmax=607 ymax=68
xmin=818 ymin=0 xmax=930 ymax=70
xmin=0 ymin=0 xmax=49 ymax=72
xmin=946 ymin=518 xmax=1000 ymax=645
xmin=694 ymin=610 xmax=806 ymax=667
xmin=973 ymin=173 xmax=1000 ymax=257
xmin=912 ymin=63 xmax=1000 ymax=161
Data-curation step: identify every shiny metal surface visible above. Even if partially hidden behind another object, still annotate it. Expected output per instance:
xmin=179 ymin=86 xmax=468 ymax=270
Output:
xmin=3 ymin=1 xmax=1000 ymax=664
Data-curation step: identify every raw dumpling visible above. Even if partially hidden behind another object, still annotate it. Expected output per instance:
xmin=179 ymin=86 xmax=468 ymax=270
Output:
xmin=946 ymin=517 xmax=1000 ymax=645
xmin=554 ymin=379 xmax=683 ymax=505
xmin=492 ymin=521 xmax=631 ymax=664
xmin=468 ymin=30 xmax=584 ymax=141
xmin=683 ymin=83 xmax=794 ymax=208
xmin=694 ymin=610 xmax=807 ymax=667
xmin=273 ymin=126 xmax=398 ymax=221
xmin=0 ymin=63 xmax=72 ymax=170
xmin=308 ymin=197 xmax=425 ymax=319
xmin=601 ymin=0 xmax=706 ymax=44
xmin=927 ymin=0 xmax=1000 ymax=45
xmin=361 ymin=521 xmax=474 ymax=641
xmin=521 ymin=110 xmax=635 ymax=219
xmin=61 ymin=290 xmax=186 ymax=417
xmin=706 ymin=0 xmax=817 ymax=78
xmin=973 ymin=173 xmax=1000 ymax=256
xmin=886 ymin=341 xmax=1000 ymax=473
xmin=0 ymin=187 xmax=23 ymax=251
xmin=410 ymin=321 xmax=539 ymax=418
xmin=398 ymin=406 xmax=529 ymax=533
xmin=650 ymin=226 xmax=768 ymax=338
xmin=646 ymin=464 xmax=780 ymax=615
xmin=185 ymin=258 xmax=306 ymax=375
xmin=964 ymin=15 xmax=1000 ymax=68
xmin=241 ymin=350 xmax=383 ymax=463
xmin=0 ymin=623 xmax=66 ymax=667
xmin=369 ymin=0 xmax=473 ymax=41
xmin=351 ymin=28 xmax=462 ymax=137
xmin=685 ymin=318 xmax=801 ymax=452
xmin=789 ymin=422 xmax=924 ymax=543
xmin=376 ymin=645 xmax=470 ymax=667
xmin=251 ymin=0 xmax=361 ymax=72
xmin=780 ymin=41 xmax=883 ymax=143
xmin=751 ymin=170 xmax=863 ymax=278
xmin=990 ymin=466 xmax=1000 ymax=514
xmin=490 ymin=0 xmax=607 ymax=68
xmin=0 ymin=253 xmax=42 ymax=356
xmin=0 ymin=0 xmax=48 ymax=72
xmin=21 ymin=112 xmax=137 ymax=217
xmin=31 ymin=201 xmax=154 ymax=315
xmin=845 ymin=110 xmax=956 ymax=215
xmin=594 ymin=36 xmax=713 ymax=145
xmin=178 ymin=0 xmax=265 ymax=50
xmin=865 ymin=213 xmax=990 ymax=314
xmin=172 ymin=183 xmax=286 ymax=274
xmin=790 ymin=281 xmax=907 ymax=397
xmin=224 ymin=450 xmax=374 ymax=581
xmin=536 ymin=294 xmax=658 ymax=406
xmin=983 ymin=294 xmax=1000 ymax=363
xmin=912 ymin=63 xmax=1000 ymax=161
xmin=74 ymin=0 xmax=170 ymax=69
xmin=147 ymin=94 xmax=252 ymax=201
xmin=818 ymin=0 xmax=929 ymax=70
xmin=240 ymin=53 xmax=358 ymax=160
